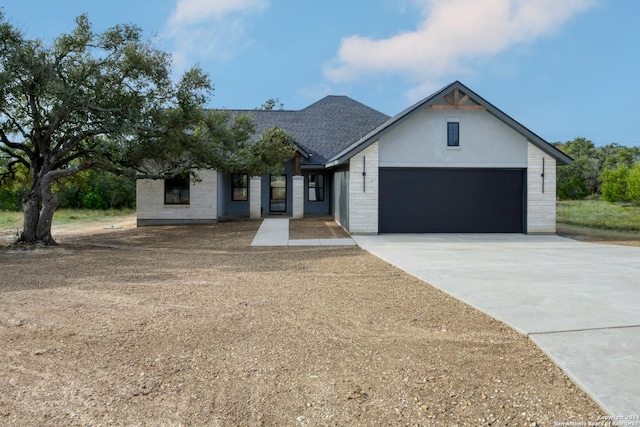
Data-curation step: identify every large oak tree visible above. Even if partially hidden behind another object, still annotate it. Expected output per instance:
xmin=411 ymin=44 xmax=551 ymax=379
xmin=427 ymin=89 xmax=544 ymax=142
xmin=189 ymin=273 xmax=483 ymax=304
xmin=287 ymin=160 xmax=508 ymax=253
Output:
xmin=0 ymin=13 xmax=294 ymax=245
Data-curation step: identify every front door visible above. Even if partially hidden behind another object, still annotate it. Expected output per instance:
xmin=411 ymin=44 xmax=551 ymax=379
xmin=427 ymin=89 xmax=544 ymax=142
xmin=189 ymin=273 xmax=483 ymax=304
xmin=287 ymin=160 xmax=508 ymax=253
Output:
xmin=269 ymin=175 xmax=287 ymax=213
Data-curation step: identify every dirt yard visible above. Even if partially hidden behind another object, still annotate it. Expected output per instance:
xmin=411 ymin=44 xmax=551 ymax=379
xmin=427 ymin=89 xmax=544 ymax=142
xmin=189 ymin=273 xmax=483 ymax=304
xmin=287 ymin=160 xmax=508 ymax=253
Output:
xmin=0 ymin=218 xmax=608 ymax=426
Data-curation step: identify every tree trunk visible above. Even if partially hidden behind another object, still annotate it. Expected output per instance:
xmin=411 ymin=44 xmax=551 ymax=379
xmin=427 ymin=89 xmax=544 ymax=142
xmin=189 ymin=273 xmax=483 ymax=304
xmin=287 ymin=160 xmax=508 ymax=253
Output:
xmin=16 ymin=171 xmax=60 ymax=245
xmin=18 ymin=188 xmax=41 ymax=244
xmin=34 ymin=202 xmax=58 ymax=245
xmin=36 ymin=172 xmax=59 ymax=245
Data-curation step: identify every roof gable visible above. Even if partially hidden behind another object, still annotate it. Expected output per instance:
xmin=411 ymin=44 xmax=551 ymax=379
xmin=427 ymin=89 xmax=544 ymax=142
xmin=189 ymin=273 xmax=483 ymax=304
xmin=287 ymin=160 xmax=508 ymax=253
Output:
xmin=326 ymin=81 xmax=572 ymax=167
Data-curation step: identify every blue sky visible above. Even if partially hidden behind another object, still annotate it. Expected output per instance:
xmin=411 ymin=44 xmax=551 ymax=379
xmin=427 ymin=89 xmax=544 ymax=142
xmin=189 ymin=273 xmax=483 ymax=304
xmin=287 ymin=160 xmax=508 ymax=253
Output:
xmin=2 ymin=0 xmax=638 ymax=146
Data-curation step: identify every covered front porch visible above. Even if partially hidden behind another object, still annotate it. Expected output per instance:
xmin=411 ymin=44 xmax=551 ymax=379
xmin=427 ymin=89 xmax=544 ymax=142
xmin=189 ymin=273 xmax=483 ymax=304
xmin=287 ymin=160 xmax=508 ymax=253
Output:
xmin=218 ymin=158 xmax=331 ymax=220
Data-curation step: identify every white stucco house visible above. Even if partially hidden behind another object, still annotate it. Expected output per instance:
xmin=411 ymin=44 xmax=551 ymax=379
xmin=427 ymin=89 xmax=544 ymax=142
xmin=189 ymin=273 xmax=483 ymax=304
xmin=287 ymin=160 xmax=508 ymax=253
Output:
xmin=136 ymin=81 xmax=571 ymax=234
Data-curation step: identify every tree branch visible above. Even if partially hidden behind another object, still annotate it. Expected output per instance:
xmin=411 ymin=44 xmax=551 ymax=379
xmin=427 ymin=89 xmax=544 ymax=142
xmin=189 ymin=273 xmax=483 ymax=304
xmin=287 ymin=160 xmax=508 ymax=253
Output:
xmin=0 ymin=107 xmax=33 ymax=145
xmin=0 ymin=129 xmax=33 ymax=157
xmin=49 ymin=128 xmax=108 ymax=166
xmin=43 ymin=159 xmax=139 ymax=183
xmin=0 ymin=158 xmax=29 ymax=184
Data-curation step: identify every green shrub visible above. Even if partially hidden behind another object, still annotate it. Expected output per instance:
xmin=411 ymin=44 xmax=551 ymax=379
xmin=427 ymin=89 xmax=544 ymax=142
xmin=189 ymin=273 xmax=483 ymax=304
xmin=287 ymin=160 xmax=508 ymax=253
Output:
xmin=557 ymin=174 xmax=588 ymax=200
xmin=627 ymin=164 xmax=640 ymax=204
xmin=55 ymin=186 xmax=84 ymax=209
xmin=600 ymin=165 xmax=630 ymax=202
xmin=0 ymin=188 xmax=20 ymax=211
xmin=54 ymin=170 xmax=136 ymax=210
xmin=81 ymin=192 xmax=107 ymax=210
xmin=2 ymin=168 xmax=135 ymax=211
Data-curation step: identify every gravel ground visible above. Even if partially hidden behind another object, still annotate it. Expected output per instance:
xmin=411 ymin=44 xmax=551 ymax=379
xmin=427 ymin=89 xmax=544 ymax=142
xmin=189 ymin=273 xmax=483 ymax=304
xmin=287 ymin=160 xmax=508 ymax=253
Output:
xmin=0 ymin=218 xmax=610 ymax=426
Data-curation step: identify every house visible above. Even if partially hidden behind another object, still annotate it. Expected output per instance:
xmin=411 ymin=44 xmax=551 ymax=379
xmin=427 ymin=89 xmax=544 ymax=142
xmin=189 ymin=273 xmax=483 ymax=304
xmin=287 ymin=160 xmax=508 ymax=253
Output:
xmin=136 ymin=81 xmax=571 ymax=234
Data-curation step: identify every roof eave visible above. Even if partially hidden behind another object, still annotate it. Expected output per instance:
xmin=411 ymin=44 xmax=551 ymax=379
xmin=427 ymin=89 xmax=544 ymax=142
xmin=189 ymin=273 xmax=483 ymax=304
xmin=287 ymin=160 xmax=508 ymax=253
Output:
xmin=291 ymin=141 xmax=311 ymax=159
xmin=300 ymin=163 xmax=326 ymax=170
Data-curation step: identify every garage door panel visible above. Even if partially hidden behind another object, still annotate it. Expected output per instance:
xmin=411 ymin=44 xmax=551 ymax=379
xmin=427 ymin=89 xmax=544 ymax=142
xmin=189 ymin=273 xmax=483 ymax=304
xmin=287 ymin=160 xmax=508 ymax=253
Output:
xmin=379 ymin=168 xmax=524 ymax=233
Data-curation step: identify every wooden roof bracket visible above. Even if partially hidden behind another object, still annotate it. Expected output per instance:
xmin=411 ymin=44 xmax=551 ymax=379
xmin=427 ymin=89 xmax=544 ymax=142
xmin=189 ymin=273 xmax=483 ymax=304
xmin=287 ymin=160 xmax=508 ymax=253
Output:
xmin=427 ymin=88 xmax=487 ymax=110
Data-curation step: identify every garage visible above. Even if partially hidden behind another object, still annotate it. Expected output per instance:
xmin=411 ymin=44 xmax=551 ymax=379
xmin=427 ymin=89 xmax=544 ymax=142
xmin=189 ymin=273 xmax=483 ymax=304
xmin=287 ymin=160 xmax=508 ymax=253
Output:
xmin=379 ymin=168 xmax=525 ymax=233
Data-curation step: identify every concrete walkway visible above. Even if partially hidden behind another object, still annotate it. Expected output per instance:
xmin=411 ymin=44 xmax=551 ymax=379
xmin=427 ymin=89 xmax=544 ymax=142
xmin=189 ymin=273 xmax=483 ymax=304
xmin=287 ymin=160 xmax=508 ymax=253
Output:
xmin=251 ymin=218 xmax=356 ymax=247
xmin=353 ymin=234 xmax=640 ymax=416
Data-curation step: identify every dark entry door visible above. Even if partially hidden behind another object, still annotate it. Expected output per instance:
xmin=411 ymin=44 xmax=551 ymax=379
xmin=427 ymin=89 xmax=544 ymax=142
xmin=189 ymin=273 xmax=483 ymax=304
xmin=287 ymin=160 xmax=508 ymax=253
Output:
xmin=269 ymin=175 xmax=287 ymax=213
xmin=379 ymin=168 xmax=525 ymax=233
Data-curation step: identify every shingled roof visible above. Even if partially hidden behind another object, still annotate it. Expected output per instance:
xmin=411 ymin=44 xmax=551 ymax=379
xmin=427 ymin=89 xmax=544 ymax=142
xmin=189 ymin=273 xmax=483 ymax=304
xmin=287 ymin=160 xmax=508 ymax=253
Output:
xmin=227 ymin=96 xmax=390 ymax=167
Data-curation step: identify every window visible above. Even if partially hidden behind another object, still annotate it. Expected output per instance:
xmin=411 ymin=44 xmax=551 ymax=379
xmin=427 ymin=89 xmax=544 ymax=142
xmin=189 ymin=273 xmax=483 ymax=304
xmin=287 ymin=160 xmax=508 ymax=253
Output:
xmin=231 ymin=173 xmax=248 ymax=201
xmin=308 ymin=174 xmax=325 ymax=202
xmin=447 ymin=121 xmax=460 ymax=147
xmin=164 ymin=175 xmax=190 ymax=205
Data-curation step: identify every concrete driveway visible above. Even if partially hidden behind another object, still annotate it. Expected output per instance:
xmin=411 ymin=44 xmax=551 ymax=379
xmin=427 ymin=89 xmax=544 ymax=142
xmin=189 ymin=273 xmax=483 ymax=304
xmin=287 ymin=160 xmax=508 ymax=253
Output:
xmin=353 ymin=234 xmax=640 ymax=416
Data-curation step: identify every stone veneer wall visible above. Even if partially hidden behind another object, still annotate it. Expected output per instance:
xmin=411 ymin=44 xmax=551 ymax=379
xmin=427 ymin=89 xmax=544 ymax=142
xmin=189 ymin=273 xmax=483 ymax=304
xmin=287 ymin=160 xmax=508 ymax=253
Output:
xmin=292 ymin=175 xmax=304 ymax=219
xmin=527 ymin=143 xmax=557 ymax=233
xmin=250 ymin=176 xmax=262 ymax=219
xmin=348 ymin=142 xmax=379 ymax=234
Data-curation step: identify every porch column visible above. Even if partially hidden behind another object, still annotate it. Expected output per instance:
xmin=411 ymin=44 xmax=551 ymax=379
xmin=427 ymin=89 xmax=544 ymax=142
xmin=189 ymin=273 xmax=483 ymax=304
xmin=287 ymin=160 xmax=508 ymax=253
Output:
xmin=292 ymin=175 xmax=304 ymax=219
xmin=250 ymin=176 xmax=262 ymax=219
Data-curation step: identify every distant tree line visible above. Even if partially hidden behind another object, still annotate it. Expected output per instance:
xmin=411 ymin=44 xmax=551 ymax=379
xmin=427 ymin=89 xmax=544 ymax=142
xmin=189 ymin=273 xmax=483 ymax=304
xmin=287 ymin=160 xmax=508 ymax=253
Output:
xmin=555 ymin=138 xmax=640 ymax=203
xmin=0 ymin=167 xmax=135 ymax=211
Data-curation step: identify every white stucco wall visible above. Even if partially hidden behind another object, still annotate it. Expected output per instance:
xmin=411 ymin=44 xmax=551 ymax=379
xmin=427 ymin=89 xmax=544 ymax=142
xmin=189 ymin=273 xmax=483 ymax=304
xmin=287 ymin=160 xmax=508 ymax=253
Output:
xmin=348 ymin=142 xmax=379 ymax=234
xmin=527 ymin=143 xmax=557 ymax=233
xmin=136 ymin=169 xmax=218 ymax=226
xmin=378 ymin=109 xmax=528 ymax=167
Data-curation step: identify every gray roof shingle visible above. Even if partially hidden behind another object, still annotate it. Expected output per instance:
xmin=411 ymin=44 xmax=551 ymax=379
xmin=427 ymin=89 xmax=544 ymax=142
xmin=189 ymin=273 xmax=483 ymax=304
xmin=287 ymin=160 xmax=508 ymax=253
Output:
xmin=226 ymin=96 xmax=390 ymax=166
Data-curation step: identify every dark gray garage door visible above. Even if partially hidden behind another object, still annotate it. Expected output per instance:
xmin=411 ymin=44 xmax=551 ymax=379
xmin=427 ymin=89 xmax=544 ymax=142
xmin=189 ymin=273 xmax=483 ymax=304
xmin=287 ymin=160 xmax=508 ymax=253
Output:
xmin=379 ymin=168 xmax=525 ymax=233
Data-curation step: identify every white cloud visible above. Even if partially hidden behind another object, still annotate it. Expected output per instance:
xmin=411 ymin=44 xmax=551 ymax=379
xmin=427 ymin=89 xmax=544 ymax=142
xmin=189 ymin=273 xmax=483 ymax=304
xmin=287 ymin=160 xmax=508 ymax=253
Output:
xmin=165 ymin=0 xmax=268 ymax=72
xmin=168 ymin=0 xmax=267 ymax=27
xmin=324 ymin=0 xmax=595 ymax=101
